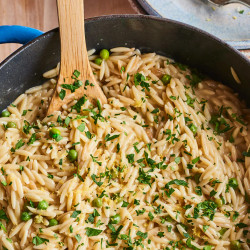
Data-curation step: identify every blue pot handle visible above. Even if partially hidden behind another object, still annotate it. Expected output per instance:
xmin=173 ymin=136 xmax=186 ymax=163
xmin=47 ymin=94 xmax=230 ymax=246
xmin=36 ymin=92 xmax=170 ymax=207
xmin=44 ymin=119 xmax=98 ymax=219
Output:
xmin=0 ymin=25 xmax=43 ymax=44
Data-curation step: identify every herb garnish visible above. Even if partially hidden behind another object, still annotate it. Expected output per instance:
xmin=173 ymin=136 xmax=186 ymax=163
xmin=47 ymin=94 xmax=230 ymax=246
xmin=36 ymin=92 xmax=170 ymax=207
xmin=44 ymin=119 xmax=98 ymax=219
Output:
xmin=105 ymin=134 xmax=120 ymax=142
xmin=11 ymin=139 xmax=25 ymax=152
xmin=134 ymin=73 xmax=150 ymax=92
xmin=193 ymin=200 xmax=217 ymax=220
xmin=71 ymin=210 xmax=81 ymax=218
xmin=72 ymin=97 xmax=86 ymax=113
xmin=91 ymin=174 xmax=103 ymax=187
xmin=85 ymin=227 xmax=103 ymax=237
xmin=59 ymin=89 xmax=66 ymax=100
xmin=32 ymin=236 xmax=49 ymax=246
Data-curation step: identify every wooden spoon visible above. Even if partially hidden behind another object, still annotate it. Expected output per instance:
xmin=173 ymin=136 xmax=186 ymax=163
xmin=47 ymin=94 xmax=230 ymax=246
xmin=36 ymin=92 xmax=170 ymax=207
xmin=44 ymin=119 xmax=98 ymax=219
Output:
xmin=47 ymin=0 xmax=107 ymax=115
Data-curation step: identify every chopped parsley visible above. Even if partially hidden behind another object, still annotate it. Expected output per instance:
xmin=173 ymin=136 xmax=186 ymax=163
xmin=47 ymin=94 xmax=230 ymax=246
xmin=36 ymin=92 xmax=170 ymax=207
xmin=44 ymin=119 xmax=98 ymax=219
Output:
xmin=85 ymin=227 xmax=103 ymax=237
xmin=195 ymin=186 xmax=202 ymax=196
xmin=243 ymin=149 xmax=250 ymax=157
xmin=151 ymin=108 xmax=159 ymax=114
xmin=236 ymin=223 xmax=247 ymax=228
xmin=210 ymin=106 xmax=233 ymax=135
xmin=109 ymin=224 xmax=123 ymax=241
xmin=137 ymin=168 xmax=152 ymax=186
xmin=90 ymin=154 xmax=102 ymax=166
xmin=136 ymin=208 xmax=146 ymax=216
xmin=0 ymin=222 xmax=7 ymax=233
xmin=192 ymin=157 xmax=200 ymax=164
xmin=165 ymin=179 xmax=188 ymax=189
xmin=134 ymin=73 xmax=150 ymax=92
xmin=210 ymin=190 xmax=217 ymax=197
xmin=77 ymin=123 xmax=85 ymax=132
xmin=71 ymin=210 xmax=81 ymax=218
xmin=65 ymin=116 xmax=71 ymax=126
xmin=61 ymin=80 xmax=83 ymax=93
xmin=47 ymin=174 xmax=54 ymax=179
xmin=73 ymin=70 xmax=80 ymax=78
xmin=188 ymin=123 xmax=197 ymax=135
xmin=116 ymin=143 xmax=120 ymax=153
xmin=185 ymin=94 xmax=195 ymax=108
xmin=32 ymin=236 xmax=49 ymax=246
xmin=148 ymin=212 xmax=154 ymax=221
xmin=27 ymin=133 xmax=37 ymax=145
xmin=136 ymin=231 xmax=148 ymax=239
xmin=75 ymin=234 xmax=82 ymax=243
xmin=91 ymin=174 xmax=103 ymax=187
xmin=157 ymin=232 xmax=164 ymax=238
xmin=126 ymin=154 xmax=135 ymax=164
xmin=104 ymin=134 xmax=120 ymax=142
xmin=1 ymin=181 xmax=7 ymax=187
xmin=72 ymin=97 xmax=86 ymax=113
xmin=233 ymin=211 xmax=239 ymax=222
xmin=133 ymin=142 xmax=140 ymax=153
xmin=193 ymin=200 xmax=217 ymax=220
xmin=121 ymin=201 xmax=129 ymax=207
xmin=134 ymin=199 xmax=140 ymax=205
xmin=85 ymin=131 xmax=93 ymax=139
xmin=59 ymin=89 xmax=66 ymax=100
xmin=11 ymin=139 xmax=25 ymax=152
xmin=174 ymin=157 xmax=181 ymax=164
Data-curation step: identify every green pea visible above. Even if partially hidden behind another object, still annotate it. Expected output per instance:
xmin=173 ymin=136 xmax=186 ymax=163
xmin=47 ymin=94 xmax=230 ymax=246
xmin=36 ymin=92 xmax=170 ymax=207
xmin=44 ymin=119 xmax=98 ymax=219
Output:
xmin=100 ymin=49 xmax=110 ymax=60
xmin=110 ymin=214 xmax=121 ymax=224
xmin=37 ymin=200 xmax=49 ymax=210
xmin=95 ymin=58 xmax=103 ymax=65
xmin=92 ymin=198 xmax=102 ymax=208
xmin=215 ymin=198 xmax=223 ymax=208
xmin=67 ymin=149 xmax=78 ymax=162
xmin=230 ymin=240 xmax=242 ymax=250
xmin=6 ymin=122 xmax=16 ymax=128
xmin=161 ymin=74 xmax=172 ymax=85
xmin=111 ymin=168 xmax=118 ymax=179
xmin=1 ymin=110 xmax=10 ymax=117
xmin=49 ymin=128 xmax=61 ymax=139
xmin=21 ymin=212 xmax=31 ymax=221
xmin=49 ymin=218 xmax=58 ymax=226
xmin=229 ymin=178 xmax=238 ymax=189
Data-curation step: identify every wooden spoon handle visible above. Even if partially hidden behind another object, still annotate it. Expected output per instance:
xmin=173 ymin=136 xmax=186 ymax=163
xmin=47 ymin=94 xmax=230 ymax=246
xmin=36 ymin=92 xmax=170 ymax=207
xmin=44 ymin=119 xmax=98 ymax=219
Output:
xmin=57 ymin=0 xmax=87 ymax=78
xmin=47 ymin=0 xmax=107 ymax=115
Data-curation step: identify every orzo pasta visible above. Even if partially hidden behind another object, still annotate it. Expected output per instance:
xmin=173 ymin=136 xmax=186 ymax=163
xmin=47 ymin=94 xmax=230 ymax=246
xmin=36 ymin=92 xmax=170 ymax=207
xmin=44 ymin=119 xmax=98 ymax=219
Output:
xmin=0 ymin=47 xmax=249 ymax=250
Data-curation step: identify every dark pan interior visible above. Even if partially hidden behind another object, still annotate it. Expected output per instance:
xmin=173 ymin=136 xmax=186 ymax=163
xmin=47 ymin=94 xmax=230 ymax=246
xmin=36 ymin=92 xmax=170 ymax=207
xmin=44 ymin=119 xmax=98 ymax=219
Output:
xmin=0 ymin=15 xmax=249 ymax=110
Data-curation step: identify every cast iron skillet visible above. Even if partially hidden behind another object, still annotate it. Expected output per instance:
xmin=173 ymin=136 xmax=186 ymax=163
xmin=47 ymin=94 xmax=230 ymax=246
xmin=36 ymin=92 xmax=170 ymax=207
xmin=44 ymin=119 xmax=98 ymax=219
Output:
xmin=0 ymin=15 xmax=249 ymax=111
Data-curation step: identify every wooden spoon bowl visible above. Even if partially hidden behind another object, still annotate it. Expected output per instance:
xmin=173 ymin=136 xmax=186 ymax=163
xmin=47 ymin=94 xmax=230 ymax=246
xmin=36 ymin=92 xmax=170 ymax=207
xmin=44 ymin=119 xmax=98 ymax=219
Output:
xmin=47 ymin=0 xmax=107 ymax=115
